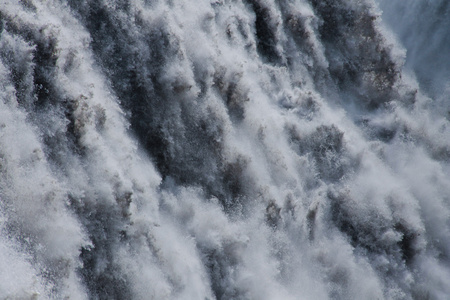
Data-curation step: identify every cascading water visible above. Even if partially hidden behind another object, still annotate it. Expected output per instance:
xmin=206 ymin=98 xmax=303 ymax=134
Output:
xmin=0 ymin=0 xmax=449 ymax=299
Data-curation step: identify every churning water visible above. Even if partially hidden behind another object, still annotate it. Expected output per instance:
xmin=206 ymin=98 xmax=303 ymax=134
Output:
xmin=0 ymin=0 xmax=449 ymax=299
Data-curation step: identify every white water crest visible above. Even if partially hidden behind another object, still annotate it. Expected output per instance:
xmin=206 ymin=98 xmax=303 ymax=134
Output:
xmin=0 ymin=0 xmax=449 ymax=299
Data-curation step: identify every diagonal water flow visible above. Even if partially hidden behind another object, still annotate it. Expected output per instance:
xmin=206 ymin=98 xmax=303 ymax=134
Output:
xmin=0 ymin=0 xmax=449 ymax=299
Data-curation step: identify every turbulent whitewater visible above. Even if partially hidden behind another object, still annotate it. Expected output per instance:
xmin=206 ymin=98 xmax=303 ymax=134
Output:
xmin=0 ymin=0 xmax=449 ymax=299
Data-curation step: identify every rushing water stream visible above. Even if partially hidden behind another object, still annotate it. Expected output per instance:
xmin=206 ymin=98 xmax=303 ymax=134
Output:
xmin=0 ymin=0 xmax=449 ymax=299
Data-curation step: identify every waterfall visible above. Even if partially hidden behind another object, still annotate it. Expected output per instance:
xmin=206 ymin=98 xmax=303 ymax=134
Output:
xmin=1 ymin=0 xmax=449 ymax=299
